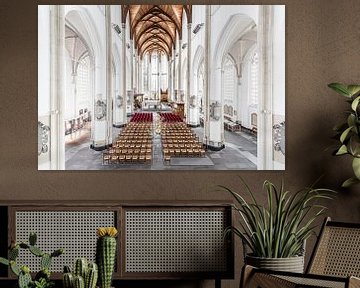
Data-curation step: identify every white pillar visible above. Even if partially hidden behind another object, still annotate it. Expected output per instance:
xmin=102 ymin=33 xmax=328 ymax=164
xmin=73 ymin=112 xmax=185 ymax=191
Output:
xmin=122 ymin=22 xmax=127 ymax=120
xmin=257 ymin=5 xmax=274 ymax=169
xmin=149 ymin=54 xmax=152 ymax=98
xmin=157 ymin=52 xmax=161 ymax=100
xmin=203 ymin=5 xmax=211 ymax=147
xmin=172 ymin=47 xmax=176 ymax=102
xmin=139 ymin=56 xmax=143 ymax=93
xmin=186 ymin=23 xmax=193 ymax=125
xmin=105 ymin=5 xmax=113 ymax=145
xmin=137 ymin=51 xmax=140 ymax=93
xmin=178 ymin=38 xmax=182 ymax=102
xmin=168 ymin=57 xmax=171 ymax=101
xmin=236 ymin=74 xmax=242 ymax=124
xmin=206 ymin=7 xmax=225 ymax=150
xmin=49 ymin=5 xmax=65 ymax=169
xmin=129 ymin=39 xmax=134 ymax=113
xmin=91 ymin=6 xmax=112 ymax=150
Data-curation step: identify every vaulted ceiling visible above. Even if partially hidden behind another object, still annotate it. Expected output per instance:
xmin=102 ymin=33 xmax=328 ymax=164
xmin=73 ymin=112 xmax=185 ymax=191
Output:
xmin=122 ymin=5 xmax=191 ymax=58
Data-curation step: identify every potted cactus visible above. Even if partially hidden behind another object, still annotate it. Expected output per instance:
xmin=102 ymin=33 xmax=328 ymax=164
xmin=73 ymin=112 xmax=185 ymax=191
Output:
xmin=62 ymin=258 xmax=98 ymax=288
xmin=96 ymin=227 xmax=118 ymax=288
xmin=0 ymin=232 xmax=63 ymax=288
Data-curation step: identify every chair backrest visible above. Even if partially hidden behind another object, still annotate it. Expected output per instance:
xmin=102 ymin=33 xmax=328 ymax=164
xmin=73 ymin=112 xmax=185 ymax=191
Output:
xmin=307 ymin=217 xmax=360 ymax=277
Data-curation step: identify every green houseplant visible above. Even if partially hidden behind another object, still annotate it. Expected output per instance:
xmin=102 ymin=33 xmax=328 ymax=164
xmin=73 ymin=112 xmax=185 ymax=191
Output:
xmin=221 ymin=179 xmax=334 ymax=272
xmin=328 ymin=83 xmax=360 ymax=187
xmin=0 ymin=232 xmax=63 ymax=288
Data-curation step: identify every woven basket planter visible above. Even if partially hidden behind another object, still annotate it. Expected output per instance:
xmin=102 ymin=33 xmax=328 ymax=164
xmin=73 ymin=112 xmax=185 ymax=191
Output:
xmin=245 ymin=254 xmax=305 ymax=273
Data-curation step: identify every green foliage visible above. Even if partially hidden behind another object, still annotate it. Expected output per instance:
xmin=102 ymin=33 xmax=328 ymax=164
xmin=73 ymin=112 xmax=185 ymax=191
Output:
xmin=221 ymin=178 xmax=335 ymax=258
xmin=32 ymin=278 xmax=54 ymax=288
xmin=328 ymin=82 xmax=360 ymax=187
xmin=0 ymin=232 xmax=64 ymax=288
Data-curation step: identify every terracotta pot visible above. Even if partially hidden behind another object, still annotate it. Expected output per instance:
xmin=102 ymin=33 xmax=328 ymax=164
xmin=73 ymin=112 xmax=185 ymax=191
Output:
xmin=245 ymin=254 xmax=305 ymax=273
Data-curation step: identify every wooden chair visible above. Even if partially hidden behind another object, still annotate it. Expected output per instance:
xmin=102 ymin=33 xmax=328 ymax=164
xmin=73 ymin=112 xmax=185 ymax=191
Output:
xmin=241 ymin=217 xmax=360 ymax=288
xmin=102 ymin=152 xmax=111 ymax=164
xmin=118 ymin=154 xmax=125 ymax=163
xmin=110 ymin=154 xmax=118 ymax=164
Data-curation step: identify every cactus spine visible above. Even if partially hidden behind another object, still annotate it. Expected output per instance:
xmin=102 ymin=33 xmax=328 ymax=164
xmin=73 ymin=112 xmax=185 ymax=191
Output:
xmin=96 ymin=227 xmax=118 ymax=288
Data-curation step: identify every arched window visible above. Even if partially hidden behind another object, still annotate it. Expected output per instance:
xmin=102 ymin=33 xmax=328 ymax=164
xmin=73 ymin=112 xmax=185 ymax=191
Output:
xmin=77 ymin=55 xmax=90 ymax=113
xmin=250 ymin=51 xmax=258 ymax=105
xmin=223 ymin=55 xmax=236 ymax=116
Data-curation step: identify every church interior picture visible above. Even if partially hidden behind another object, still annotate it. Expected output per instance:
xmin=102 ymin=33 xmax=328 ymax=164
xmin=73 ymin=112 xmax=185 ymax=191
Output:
xmin=38 ymin=5 xmax=285 ymax=170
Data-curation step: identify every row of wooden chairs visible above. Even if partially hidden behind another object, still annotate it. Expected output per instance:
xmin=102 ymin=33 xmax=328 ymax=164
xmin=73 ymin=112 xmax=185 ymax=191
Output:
xmin=162 ymin=136 xmax=198 ymax=142
xmin=103 ymin=153 xmax=152 ymax=164
xmin=103 ymin=122 xmax=153 ymax=165
xmin=114 ymin=141 xmax=152 ymax=147
xmin=116 ymin=136 xmax=152 ymax=142
xmin=160 ymin=123 xmax=205 ymax=162
xmin=163 ymin=143 xmax=203 ymax=149
xmin=163 ymin=147 xmax=206 ymax=161
xmin=161 ymin=133 xmax=195 ymax=137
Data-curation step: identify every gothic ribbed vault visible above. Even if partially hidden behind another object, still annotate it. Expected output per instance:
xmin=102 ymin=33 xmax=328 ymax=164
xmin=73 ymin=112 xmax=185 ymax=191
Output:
xmin=123 ymin=5 xmax=191 ymax=58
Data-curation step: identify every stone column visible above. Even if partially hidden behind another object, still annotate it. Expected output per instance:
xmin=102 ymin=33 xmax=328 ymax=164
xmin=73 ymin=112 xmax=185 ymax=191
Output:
xmin=121 ymin=22 xmax=127 ymax=119
xmin=91 ymin=5 xmax=112 ymax=150
xmin=139 ymin=56 xmax=143 ymax=93
xmin=186 ymin=22 xmax=192 ymax=125
xmin=178 ymin=38 xmax=182 ymax=102
xmin=105 ymin=5 xmax=113 ymax=146
xmin=129 ymin=39 xmax=134 ymax=113
xmin=172 ymin=47 xmax=176 ymax=102
xmin=206 ymin=5 xmax=225 ymax=151
xmin=49 ymin=5 xmax=65 ymax=169
xmin=157 ymin=52 xmax=161 ymax=100
xmin=133 ymin=51 xmax=137 ymax=111
xmin=257 ymin=5 xmax=274 ymax=169
xmin=149 ymin=54 xmax=152 ymax=98
xmin=168 ymin=57 xmax=171 ymax=102
xmin=203 ymin=5 xmax=211 ymax=147
xmin=138 ymin=52 xmax=140 ymax=93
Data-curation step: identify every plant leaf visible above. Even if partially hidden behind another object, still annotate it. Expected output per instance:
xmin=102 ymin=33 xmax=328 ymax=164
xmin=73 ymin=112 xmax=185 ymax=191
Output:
xmin=336 ymin=145 xmax=348 ymax=155
xmin=351 ymin=96 xmax=360 ymax=111
xmin=349 ymin=135 xmax=360 ymax=157
xmin=347 ymin=85 xmax=360 ymax=97
xmin=340 ymin=127 xmax=353 ymax=143
xmin=0 ymin=257 xmax=9 ymax=266
xmin=328 ymin=83 xmax=351 ymax=97
xmin=352 ymin=157 xmax=360 ymax=180
xmin=342 ymin=177 xmax=360 ymax=188
xmin=347 ymin=114 xmax=356 ymax=128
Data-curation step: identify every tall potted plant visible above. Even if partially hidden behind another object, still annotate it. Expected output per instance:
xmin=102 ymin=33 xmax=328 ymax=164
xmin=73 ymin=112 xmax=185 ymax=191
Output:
xmin=328 ymin=83 xmax=360 ymax=187
xmin=221 ymin=179 xmax=334 ymax=273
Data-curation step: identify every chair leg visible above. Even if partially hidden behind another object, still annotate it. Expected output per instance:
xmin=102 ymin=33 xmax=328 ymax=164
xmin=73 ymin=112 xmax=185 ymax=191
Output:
xmin=240 ymin=265 xmax=254 ymax=288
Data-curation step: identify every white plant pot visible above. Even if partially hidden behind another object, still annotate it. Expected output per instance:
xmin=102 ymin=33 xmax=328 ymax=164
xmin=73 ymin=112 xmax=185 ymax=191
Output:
xmin=245 ymin=254 xmax=305 ymax=273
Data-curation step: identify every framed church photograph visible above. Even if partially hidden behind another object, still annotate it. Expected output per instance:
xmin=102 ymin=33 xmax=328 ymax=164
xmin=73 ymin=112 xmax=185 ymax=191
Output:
xmin=38 ymin=5 xmax=285 ymax=170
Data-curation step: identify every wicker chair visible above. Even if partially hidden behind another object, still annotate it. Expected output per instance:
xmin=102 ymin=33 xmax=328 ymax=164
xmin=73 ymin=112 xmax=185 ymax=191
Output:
xmin=241 ymin=217 xmax=360 ymax=288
